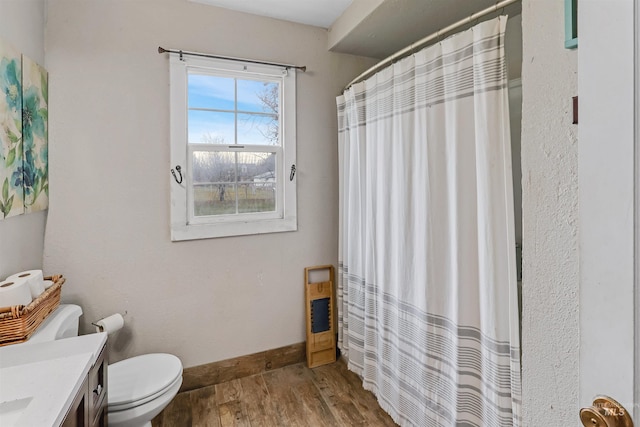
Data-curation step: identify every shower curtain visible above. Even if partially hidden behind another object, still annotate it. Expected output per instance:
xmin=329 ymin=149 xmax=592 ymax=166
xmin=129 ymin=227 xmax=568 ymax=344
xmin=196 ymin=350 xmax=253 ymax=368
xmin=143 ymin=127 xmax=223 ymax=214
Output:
xmin=337 ymin=16 xmax=521 ymax=427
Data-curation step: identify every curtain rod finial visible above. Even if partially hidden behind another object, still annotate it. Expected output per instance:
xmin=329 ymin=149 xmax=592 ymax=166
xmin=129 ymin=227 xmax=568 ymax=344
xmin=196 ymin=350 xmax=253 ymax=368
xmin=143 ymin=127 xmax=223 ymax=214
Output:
xmin=300 ymin=66 xmax=307 ymax=72
xmin=158 ymin=46 xmax=167 ymax=54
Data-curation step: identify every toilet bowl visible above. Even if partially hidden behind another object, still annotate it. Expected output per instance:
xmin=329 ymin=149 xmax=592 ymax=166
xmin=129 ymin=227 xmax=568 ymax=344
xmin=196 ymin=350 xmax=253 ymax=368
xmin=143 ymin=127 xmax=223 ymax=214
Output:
xmin=26 ymin=304 xmax=183 ymax=427
xmin=108 ymin=353 xmax=183 ymax=427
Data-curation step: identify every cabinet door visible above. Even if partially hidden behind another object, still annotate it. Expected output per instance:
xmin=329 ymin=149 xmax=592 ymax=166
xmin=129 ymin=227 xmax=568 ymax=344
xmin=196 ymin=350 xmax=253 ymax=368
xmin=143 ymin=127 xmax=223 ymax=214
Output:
xmin=89 ymin=344 xmax=108 ymax=427
xmin=62 ymin=376 xmax=88 ymax=427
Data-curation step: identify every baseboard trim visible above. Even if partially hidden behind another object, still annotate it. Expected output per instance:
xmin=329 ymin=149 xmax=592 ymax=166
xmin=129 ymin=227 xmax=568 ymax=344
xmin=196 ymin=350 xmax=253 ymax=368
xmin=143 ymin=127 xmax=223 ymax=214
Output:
xmin=180 ymin=342 xmax=306 ymax=392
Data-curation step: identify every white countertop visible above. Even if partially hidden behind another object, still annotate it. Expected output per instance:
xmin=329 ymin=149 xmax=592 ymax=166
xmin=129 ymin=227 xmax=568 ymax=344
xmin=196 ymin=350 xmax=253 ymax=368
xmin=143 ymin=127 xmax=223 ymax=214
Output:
xmin=0 ymin=333 xmax=107 ymax=427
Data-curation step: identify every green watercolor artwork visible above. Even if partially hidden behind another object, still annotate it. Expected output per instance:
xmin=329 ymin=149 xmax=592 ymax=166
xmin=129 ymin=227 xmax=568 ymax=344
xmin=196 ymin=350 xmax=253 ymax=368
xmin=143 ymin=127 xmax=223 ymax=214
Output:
xmin=0 ymin=39 xmax=24 ymax=219
xmin=22 ymin=55 xmax=48 ymax=213
xmin=0 ymin=38 xmax=49 ymax=220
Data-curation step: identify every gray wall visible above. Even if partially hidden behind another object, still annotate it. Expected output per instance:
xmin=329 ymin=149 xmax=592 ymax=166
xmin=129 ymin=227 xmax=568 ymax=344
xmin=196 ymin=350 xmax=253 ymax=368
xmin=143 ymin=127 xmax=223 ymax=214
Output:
xmin=0 ymin=0 xmax=46 ymax=280
xmin=520 ymin=0 xmax=579 ymax=425
xmin=43 ymin=0 xmax=376 ymax=368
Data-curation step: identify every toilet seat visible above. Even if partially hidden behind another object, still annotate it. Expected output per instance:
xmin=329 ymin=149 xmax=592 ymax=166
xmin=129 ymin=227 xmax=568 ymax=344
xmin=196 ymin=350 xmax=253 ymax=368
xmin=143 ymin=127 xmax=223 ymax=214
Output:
xmin=108 ymin=353 xmax=182 ymax=411
xmin=107 ymin=374 xmax=182 ymax=427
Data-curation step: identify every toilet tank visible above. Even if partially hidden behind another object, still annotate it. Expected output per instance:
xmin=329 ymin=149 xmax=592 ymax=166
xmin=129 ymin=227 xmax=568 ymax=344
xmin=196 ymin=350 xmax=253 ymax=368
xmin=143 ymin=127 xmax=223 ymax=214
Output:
xmin=26 ymin=304 xmax=83 ymax=344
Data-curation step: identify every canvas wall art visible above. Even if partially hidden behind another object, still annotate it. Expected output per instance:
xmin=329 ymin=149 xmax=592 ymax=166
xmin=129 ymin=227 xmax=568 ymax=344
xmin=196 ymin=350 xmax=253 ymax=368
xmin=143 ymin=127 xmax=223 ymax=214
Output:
xmin=0 ymin=38 xmax=49 ymax=220
xmin=0 ymin=38 xmax=24 ymax=219
xmin=22 ymin=55 xmax=48 ymax=213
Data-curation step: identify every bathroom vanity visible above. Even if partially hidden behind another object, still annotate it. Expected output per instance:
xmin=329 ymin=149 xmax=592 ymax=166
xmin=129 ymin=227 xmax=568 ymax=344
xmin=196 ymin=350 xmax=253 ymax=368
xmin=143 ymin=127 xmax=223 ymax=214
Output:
xmin=62 ymin=337 xmax=108 ymax=427
xmin=0 ymin=333 xmax=107 ymax=426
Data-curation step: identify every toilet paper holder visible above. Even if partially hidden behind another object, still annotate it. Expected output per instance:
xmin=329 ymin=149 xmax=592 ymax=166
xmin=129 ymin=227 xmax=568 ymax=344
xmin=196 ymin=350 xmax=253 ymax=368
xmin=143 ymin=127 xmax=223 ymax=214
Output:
xmin=92 ymin=311 xmax=127 ymax=334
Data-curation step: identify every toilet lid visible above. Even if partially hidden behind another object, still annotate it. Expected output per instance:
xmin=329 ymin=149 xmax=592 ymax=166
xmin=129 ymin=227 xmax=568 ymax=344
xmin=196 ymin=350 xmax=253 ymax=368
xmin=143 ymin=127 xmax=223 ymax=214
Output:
xmin=108 ymin=353 xmax=182 ymax=408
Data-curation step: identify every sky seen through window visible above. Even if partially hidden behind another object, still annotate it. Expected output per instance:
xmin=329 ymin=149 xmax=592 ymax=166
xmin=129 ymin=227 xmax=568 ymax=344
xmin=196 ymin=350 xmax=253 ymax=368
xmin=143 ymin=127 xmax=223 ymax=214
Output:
xmin=187 ymin=73 xmax=279 ymax=147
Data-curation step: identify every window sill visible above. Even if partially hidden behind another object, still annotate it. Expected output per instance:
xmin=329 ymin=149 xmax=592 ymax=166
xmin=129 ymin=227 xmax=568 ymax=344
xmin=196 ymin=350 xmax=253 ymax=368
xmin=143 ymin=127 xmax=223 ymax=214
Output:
xmin=170 ymin=217 xmax=297 ymax=241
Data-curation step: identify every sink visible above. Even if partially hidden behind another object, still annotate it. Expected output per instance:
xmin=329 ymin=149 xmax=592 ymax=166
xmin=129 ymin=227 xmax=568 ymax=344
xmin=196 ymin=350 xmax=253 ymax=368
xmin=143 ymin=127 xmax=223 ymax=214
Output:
xmin=0 ymin=354 xmax=92 ymax=426
xmin=0 ymin=334 xmax=106 ymax=426
xmin=0 ymin=397 xmax=33 ymax=426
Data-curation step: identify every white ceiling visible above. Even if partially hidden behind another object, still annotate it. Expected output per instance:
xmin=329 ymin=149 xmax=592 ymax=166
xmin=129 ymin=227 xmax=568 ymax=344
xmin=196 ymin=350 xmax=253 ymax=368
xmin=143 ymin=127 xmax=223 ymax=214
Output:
xmin=189 ymin=0 xmax=522 ymax=65
xmin=189 ymin=0 xmax=353 ymax=29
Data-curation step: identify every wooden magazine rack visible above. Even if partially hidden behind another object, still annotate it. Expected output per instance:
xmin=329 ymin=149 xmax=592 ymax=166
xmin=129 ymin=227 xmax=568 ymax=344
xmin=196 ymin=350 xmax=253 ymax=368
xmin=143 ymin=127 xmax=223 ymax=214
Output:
xmin=304 ymin=265 xmax=336 ymax=368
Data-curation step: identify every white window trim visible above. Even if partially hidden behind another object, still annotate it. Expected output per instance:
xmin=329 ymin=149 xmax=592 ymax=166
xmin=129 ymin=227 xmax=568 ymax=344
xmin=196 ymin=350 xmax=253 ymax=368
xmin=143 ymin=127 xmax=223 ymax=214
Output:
xmin=169 ymin=55 xmax=297 ymax=241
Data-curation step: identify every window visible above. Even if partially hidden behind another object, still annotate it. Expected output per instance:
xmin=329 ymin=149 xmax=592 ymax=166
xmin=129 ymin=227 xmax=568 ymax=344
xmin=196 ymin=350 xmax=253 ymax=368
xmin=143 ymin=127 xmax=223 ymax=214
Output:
xmin=170 ymin=55 xmax=297 ymax=240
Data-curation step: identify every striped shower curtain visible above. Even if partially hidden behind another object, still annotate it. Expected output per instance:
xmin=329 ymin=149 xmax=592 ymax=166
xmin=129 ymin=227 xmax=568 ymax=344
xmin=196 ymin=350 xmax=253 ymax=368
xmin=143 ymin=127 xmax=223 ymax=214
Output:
xmin=337 ymin=17 xmax=521 ymax=427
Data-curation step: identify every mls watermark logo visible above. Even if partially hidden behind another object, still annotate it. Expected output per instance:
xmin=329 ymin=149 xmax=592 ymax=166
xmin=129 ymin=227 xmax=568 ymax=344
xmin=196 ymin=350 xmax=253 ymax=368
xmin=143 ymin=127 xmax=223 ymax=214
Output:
xmin=595 ymin=402 xmax=626 ymax=417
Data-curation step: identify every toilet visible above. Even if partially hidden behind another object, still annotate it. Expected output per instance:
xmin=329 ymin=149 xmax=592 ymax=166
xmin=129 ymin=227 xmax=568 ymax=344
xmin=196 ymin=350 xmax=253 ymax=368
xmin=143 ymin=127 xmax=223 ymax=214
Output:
xmin=26 ymin=304 xmax=183 ymax=427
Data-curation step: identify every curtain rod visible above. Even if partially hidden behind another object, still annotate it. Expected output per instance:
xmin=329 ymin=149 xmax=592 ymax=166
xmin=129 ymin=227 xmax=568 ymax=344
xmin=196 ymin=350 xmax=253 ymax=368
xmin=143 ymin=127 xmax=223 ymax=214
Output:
xmin=344 ymin=0 xmax=520 ymax=89
xmin=158 ymin=47 xmax=307 ymax=72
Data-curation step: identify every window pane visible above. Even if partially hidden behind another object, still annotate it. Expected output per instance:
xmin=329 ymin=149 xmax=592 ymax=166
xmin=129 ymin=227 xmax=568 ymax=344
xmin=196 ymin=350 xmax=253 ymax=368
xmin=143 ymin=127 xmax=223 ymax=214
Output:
xmin=192 ymin=149 xmax=236 ymax=217
xmin=188 ymin=74 xmax=235 ymax=110
xmin=188 ymin=110 xmax=234 ymax=144
xmin=237 ymin=80 xmax=279 ymax=114
xmin=236 ymin=152 xmax=276 ymax=181
xmin=193 ymin=183 xmax=236 ymax=216
xmin=237 ymin=152 xmax=276 ymax=213
xmin=236 ymin=183 xmax=276 ymax=214
xmin=192 ymin=151 xmax=277 ymax=217
xmin=192 ymin=151 xmax=235 ymax=183
xmin=237 ymin=113 xmax=279 ymax=145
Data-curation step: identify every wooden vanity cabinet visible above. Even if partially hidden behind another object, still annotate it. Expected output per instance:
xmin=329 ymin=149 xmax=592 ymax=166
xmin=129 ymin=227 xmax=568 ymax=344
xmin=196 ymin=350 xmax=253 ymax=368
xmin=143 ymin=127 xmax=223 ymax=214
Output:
xmin=61 ymin=377 xmax=88 ymax=427
xmin=89 ymin=344 xmax=108 ymax=426
xmin=62 ymin=342 xmax=108 ymax=427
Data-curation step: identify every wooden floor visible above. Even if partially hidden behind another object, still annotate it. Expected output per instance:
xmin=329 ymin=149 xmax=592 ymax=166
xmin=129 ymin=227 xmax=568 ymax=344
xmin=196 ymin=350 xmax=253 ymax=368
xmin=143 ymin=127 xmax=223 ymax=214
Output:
xmin=153 ymin=360 xmax=398 ymax=427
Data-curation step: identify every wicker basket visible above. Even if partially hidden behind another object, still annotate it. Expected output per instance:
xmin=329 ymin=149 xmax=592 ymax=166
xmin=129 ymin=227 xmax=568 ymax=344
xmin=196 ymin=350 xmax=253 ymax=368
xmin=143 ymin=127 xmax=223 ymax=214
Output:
xmin=0 ymin=275 xmax=65 ymax=346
